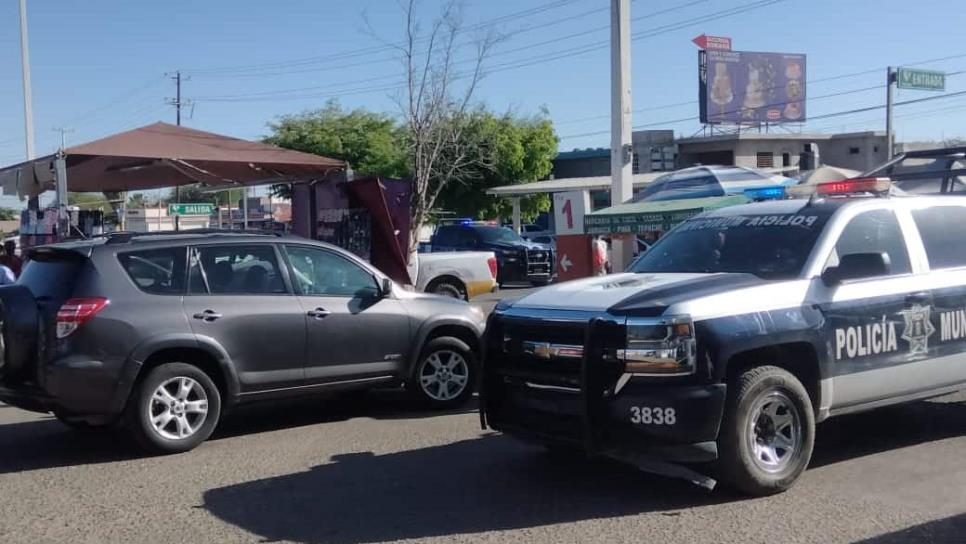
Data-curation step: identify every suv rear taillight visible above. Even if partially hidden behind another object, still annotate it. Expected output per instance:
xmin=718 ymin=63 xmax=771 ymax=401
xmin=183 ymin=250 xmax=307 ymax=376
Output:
xmin=487 ymin=256 xmax=498 ymax=279
xmin=56 ymin=298 xmax=109 ymax=339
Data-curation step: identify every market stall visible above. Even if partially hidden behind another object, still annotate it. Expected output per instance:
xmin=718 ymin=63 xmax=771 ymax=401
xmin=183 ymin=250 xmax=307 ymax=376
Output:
xmin=0 ymin=122 xmax=345 ymax=247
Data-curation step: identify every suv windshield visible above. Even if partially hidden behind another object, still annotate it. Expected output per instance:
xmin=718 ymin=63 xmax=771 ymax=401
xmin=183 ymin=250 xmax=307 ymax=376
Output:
xmin=629 ymin=212 xmax=831 ymax=280
xmin=476 ymin=226 xmax=525 ymax=244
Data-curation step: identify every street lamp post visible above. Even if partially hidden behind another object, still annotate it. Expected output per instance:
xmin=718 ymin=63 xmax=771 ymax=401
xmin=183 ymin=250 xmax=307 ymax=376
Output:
xmin=18 ymin=0 xmax=40 ymax=211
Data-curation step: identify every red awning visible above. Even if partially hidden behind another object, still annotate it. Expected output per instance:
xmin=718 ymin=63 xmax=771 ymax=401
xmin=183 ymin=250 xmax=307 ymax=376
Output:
xmin=0 ymin=122 xmax=345 ymax=196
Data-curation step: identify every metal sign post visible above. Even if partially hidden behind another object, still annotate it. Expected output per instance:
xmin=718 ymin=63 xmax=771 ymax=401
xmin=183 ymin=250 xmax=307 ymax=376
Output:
xmin=886 ymin=67 xmax=895 ymax=160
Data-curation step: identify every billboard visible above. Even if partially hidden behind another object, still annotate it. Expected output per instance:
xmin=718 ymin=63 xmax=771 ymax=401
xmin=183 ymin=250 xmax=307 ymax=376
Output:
xmin=699 ymin=50 xmax=806 ymax=124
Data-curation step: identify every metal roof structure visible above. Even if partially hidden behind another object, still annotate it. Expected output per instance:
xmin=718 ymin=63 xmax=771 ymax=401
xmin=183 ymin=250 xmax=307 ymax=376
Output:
xmin=0 ymin=122 xmax=345 ymax=198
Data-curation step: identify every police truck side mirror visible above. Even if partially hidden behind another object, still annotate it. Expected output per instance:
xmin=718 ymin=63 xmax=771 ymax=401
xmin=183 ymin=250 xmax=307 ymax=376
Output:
xmin=822 ymin=252 xmax=891 ymax=286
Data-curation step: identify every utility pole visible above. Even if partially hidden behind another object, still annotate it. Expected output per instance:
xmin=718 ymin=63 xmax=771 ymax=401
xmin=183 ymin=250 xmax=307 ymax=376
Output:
xmin=610 ymin=0 xmax=633 ymax=271
xmin=169 ymin=70 xmax=184 ymax=126
xmin=19 ymin=0 xmax=39 ymax=212
xmin=52 ymin=127 xmax=74 ymax=150
xmin=885 ymin=66 xmax=896 ymax=159
xmin=18 ymin=0 xmax=34 ymax=161
xmin=168 ymin=70 xmax=184 ymax=230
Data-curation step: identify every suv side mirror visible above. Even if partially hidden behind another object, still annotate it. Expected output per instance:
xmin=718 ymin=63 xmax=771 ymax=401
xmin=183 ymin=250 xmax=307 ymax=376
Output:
xmin=379 ymin=277 xmax=394 ymax=297
xmin=822 ymin=252 xmax=890 ymax=286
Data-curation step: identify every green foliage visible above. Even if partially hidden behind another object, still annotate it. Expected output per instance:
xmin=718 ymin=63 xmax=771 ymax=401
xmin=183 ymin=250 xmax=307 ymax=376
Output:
xmin=67 ymin=193 xmax=114 ymax=213
xmin=166 ymin=184 xmax=217 ymax=205
xmin=0 ymin=208 xmax=18 ymax=221
xmin=264 ymin=101 xmax=409 ymax=199
xmin=126 ymin=193 xmax=149 ymax=207
xmin=259 ymin=101 xmax=558 ymax=224
xmin=434 ymin=110 xmax=558 ymax=223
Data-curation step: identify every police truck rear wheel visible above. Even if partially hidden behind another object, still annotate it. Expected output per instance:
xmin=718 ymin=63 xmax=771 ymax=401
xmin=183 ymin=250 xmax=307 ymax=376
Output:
xmin=718 ymin=366 xmax=814 ymax=496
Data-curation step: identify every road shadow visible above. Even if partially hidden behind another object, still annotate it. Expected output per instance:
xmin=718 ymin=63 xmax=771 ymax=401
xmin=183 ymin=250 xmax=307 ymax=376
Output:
xmin=851 ymin=513 xmax=966 ymax=543
xmin=0 ymin=414 xmax=137 ymax=474
xmin=810 ymin=394 xmax=966 ymax=469
xmin=0 ymin=391 xmax=477 ymax=474
xmin=203 ymin=435 xmax=726 ymax=544
xmin=213 ymin=389 xmax=479 ymax=440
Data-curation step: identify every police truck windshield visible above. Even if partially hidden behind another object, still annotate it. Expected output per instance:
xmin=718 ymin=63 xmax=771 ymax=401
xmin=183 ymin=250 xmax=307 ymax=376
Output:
xmin=476 ymin=226 xmax=526 ymax=244
xmin=629 ymin=212 xmax=832 ymax=280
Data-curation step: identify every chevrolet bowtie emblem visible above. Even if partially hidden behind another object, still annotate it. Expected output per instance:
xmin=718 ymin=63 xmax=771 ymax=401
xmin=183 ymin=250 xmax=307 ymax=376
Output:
xmin=522 ymin=341 xmax=584 ymax=360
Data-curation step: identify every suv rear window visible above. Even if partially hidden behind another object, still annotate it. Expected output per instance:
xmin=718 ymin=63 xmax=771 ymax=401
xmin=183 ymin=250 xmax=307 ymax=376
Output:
xmin=118 ymin=248 xmax=187 ymax=295
xmin=18 ymin=255 xmax=84 ymax=301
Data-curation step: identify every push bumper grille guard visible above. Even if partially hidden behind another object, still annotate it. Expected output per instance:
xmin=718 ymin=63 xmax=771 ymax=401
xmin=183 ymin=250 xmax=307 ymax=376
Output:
xmin=479 ymin=316 xmax=619 ymax=449
xmin=480 ymin=314 xmax=718 ymax=490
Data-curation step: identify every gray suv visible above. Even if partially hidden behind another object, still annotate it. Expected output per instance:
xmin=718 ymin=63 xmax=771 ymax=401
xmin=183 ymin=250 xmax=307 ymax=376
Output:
xmin=0 ymin=231 xmax=485 ymax=453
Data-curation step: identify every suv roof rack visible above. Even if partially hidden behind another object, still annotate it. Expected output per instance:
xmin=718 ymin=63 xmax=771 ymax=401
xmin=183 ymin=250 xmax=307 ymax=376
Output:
xmin=104 ymin=229 xmax=284 ymax=245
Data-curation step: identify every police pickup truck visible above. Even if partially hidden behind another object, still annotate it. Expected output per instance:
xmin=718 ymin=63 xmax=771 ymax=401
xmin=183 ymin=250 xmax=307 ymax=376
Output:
xmin=481 ymin=178 xmax=966 ymax=495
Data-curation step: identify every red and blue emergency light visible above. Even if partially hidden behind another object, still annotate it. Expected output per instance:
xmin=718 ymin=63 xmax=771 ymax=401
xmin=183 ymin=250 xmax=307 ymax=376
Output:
xmin=815 ymin=177 xmax=892 ymax=196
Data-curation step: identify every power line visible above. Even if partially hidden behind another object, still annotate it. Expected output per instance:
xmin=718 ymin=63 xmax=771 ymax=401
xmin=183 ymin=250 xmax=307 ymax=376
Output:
xmin=192 ymin=0 xmax=708 ymax=99
xmin=193 ymin=0 xmax=784 ymax=103
xmin=182 ymin=0 xmax=585 ymax=76
xmin=555 ymin=52 xmax=966 ymax=126
xmin=559 ymin=69 xmax=966 ymax=141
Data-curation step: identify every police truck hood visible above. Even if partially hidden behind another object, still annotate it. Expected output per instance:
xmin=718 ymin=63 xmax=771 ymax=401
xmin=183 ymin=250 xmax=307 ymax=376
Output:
xmin=509 ymin=272 xmax=764 ymax=314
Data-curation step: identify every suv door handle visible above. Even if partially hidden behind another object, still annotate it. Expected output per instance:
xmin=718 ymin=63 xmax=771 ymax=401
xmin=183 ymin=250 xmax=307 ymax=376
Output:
xmin=906 ymin=291 xmax=931 ymax=304
xmin=307 ymin=308 xmax=331 ymax=319
xmin=192 ymin=310 xmax=223 ymax=322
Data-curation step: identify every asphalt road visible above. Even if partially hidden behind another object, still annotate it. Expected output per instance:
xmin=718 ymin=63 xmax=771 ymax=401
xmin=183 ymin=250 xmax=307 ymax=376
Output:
xmin=1 ymin=284 xmax=966 ymax=543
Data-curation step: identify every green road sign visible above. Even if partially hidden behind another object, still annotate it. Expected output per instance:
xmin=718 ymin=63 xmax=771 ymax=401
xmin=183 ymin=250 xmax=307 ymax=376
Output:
xmin=168 ymin=203 xmax=215 ymax=216
xmin=897 ymin=67 xmax=945 ymax=91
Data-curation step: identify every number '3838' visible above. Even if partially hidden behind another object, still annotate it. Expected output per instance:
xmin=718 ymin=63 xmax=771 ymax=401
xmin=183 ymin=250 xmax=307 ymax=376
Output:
xmin=629 ymin=406 xmax=676 ymax=425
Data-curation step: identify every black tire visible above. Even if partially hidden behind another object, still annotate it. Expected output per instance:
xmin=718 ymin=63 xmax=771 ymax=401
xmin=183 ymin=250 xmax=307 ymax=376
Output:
xmin=408 ymin=336 xmax=477 ymax=409
xmin=124 ymin=362 xmax=222 ymax=454
xmin=718 ymin=365 xmax=815 ymax=496
xmin=428 ymin=278 xmax=467 ymax=300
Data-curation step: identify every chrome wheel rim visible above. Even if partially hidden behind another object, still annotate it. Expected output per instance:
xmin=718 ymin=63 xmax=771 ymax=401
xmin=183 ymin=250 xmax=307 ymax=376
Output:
xmin=149 ymin=377 xmax=209 ymax=440
xmin=418 ymin=350 xmax=469 ymax=401
xmin=434 ymin=284 xmax=462 ymax=299
xmin=747 ymin=390 xmax=802 ymax=473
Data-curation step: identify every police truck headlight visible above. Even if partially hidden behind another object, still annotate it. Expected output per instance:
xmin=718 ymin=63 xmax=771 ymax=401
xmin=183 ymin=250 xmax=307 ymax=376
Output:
xmin=617 ymin=317 xmax=697 ymax=376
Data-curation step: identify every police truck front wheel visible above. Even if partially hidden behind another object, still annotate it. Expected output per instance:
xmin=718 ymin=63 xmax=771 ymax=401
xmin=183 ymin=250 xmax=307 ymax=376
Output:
xmin=718 ymin=366 xmax=815 ymax=496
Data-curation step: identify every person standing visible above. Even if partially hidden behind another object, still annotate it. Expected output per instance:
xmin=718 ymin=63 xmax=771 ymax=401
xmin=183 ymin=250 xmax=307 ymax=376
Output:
xmin=0 ymin=240 xmax=22 ymax=279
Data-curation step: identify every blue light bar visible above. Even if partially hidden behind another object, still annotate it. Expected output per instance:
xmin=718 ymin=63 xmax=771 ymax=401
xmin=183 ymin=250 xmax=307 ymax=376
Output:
xmin=744 ymin=186 xmax=786 ymax=201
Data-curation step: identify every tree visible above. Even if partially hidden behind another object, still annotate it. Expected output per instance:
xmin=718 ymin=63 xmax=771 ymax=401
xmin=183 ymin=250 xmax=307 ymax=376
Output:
xmin=264 ymin=101 xmax=408 ymax=199
xmin=126 ymin=193 xmax=148 ymax=207
xmin=67 ymin=193 xmax=115 ymax=214
xmin=394 ymin=0 xmax=498 ymax=251
xmin=435 ymin=110 xmax=557 ymax=222
xmin=166 ymin=184 xmax=218 ymax=205
xmin=0 ymin=208 xmax=18 ymax=221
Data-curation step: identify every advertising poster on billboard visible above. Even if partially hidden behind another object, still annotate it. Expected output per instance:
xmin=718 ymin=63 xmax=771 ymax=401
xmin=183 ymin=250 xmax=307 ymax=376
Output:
xmin=699 ymin=50 xmax=806 ymax=124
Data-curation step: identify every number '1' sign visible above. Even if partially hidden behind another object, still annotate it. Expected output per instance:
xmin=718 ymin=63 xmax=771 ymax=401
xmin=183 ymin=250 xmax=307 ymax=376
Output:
xmin=552 ymin=191 xmax=591 ymax=235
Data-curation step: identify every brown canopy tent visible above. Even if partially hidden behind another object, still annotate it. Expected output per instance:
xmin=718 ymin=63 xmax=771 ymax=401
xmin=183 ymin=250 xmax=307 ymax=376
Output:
xmin=0 ymin=122 xmax=345 ymax=197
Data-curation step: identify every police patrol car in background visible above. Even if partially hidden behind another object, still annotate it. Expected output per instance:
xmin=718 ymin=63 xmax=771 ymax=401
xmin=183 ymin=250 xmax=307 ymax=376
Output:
xmin=481 ymin=177 xmax=966 ymax=495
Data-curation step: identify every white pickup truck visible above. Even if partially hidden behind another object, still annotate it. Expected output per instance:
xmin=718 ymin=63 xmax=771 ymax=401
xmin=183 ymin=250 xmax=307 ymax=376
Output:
xmin=408 ymin=250 xmax=498 ymax=300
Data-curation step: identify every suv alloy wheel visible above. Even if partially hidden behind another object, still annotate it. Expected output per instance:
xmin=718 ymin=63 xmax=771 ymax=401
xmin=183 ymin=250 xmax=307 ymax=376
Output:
xmin=409 ymin=337 xmax=476 ymax=409
xmin=126 ymin=363 xmax=222 ymax=454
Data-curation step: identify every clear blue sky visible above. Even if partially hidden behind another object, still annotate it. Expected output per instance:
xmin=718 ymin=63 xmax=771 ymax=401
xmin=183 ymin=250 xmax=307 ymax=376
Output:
xmin=2 ymin=0 xmax=965 ymax=207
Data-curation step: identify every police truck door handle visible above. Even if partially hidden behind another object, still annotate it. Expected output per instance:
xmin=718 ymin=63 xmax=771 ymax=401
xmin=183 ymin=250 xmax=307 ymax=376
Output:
xmin=905 ymin=292 xmax=931 ymax=304
xmin=307 ymin=308 xmax=331 ymax=319
xmin=192 ymin=310 xmax=222 ymax=322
